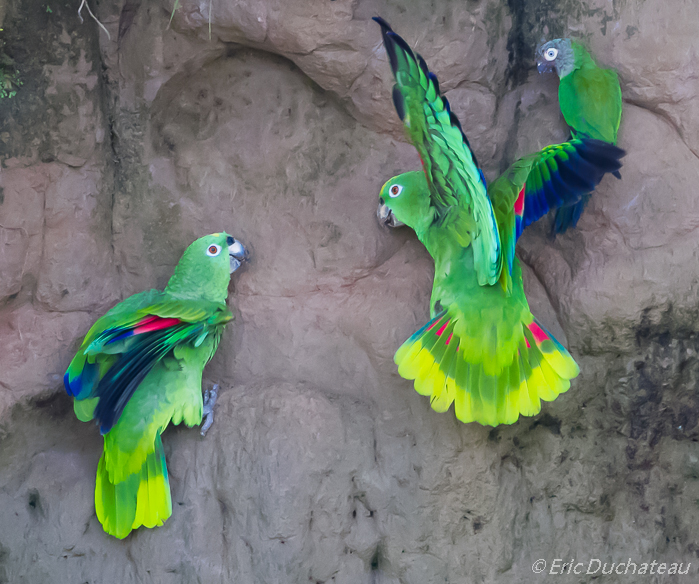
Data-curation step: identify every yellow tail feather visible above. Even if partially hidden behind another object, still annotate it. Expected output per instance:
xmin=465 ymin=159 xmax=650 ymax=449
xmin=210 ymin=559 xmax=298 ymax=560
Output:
xmin=95 ymin=434 xmax=172 ymax=539
xmin=394 ymin=313 xmax=579 ymax=427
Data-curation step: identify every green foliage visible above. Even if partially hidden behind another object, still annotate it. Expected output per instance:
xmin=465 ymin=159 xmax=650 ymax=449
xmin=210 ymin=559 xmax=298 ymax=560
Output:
xmin=169 ymin=0 xmax=180 ymax=25
xmin=0 ymin=28 xmax=20 ymax=100
xmin=0 ymin=59 xmax=21 ymax=100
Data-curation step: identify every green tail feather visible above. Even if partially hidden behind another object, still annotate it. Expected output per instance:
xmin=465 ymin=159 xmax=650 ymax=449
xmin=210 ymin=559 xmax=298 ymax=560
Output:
xmin=95 ymin=433 xmax=172 ymax=539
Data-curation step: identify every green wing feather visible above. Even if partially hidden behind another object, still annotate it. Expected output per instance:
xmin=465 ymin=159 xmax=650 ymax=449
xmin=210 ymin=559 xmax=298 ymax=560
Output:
xmin=102 ymin=330 xmax=222 ymax=483
xmin=65 ymin=291 xmax=232 ymax=539
xmin=94 ymin=323 xmax=224 ymax=538
xmin=65 ymin=293 xmax=231 ymax=432
xmin=374 ymin=17 xmax=502 ymax=287
xmin=93 ymin=328 xmax=222 ymax=539
xmin=66 ymin=293 xmax=230 ymax=478
xmin=486 ymin=137 xmax=624 ymax=292
xmin=493 ymin=138 xmax=624 ymax=225
xmin=64 ymin=290 xmax=160 ymax=399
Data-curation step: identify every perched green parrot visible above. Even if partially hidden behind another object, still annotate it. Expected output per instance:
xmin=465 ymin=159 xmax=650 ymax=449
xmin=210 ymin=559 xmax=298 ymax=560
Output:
xmin=537 ymin=38 xmax=623 ymax=233
xmin=64 ymin=233 xmax=248 ymax=538
xmin=373 ymin=18 xmax=624 ymax=426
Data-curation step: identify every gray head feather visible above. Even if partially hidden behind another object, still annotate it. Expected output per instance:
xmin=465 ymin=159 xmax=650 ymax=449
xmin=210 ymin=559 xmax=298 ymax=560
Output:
xmin=536 ymin=38 xmax=575 ymax=78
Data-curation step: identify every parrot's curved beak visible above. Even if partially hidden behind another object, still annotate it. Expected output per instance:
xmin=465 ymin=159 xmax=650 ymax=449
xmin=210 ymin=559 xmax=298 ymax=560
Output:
xmin=227 ymin=237 xmax=249 ymax=273
xmin=537 ymin=59 xmax=553 ymax=74
xmin=377 ymin=201 xmax=404 ymax=228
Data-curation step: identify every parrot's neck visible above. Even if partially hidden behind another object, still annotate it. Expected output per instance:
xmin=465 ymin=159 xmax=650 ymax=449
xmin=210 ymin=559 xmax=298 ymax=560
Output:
xmin=165 ymin=270 xmax=230 ymax=304
xmin=424 ymin=229 xmax=477 ymax=315
xmin=420 ymin=226 xmax=470 ymax=278
xmin=556 ymin=42 xmax=586 ymax=78
xmin=568 ymin=43 xmax=597 ymax=76
xmin=418 ymin=216 xmax=458 ymax=252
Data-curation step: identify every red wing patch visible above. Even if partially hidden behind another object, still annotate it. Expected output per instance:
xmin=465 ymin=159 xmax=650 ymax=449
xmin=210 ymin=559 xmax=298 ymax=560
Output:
xmin=527 ymin=321 xmax=550 ymax=345
xmin=514 ymin=186 xmax=525 ymax=216
xmin=436 ymin=319 xmax=451 ymax=336
xmin=133 ymin=316 xmax=182 ymax=335
xmin=105 ymin=315 xmax=183 ymax=345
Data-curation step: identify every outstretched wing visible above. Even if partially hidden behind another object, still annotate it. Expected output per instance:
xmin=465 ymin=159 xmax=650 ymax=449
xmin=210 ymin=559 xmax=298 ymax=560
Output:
xmin=490 ymin=137 xmax=625 ymax=241
xmin=518 ymin=138 xmax=624 ymax=237
xmin=487 ymin=137 xmax=624 ymax=291
xmin=374 ymin=17 xmax=501 ymax=287
xmin=64 ymin=295 xmax=232 ymax=434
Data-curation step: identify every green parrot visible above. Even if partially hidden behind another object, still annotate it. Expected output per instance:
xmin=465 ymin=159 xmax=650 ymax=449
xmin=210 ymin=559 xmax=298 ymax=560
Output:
xmin=64 ymin=233 xmax=248 ymax=538
xmin=373 ymin=18 xmax=624 ymax=426
xmin=537 ymin=38 xmax=623 ymax=233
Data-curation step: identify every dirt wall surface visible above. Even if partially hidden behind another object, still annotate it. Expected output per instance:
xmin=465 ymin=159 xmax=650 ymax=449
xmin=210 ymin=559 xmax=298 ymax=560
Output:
xmin=1 ymin=0 xmax=698 ymax=582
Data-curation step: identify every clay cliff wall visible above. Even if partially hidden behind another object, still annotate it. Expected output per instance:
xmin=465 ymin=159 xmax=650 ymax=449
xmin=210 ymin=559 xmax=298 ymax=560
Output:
xmin=1 ymin=1 xmax=698 ymax=582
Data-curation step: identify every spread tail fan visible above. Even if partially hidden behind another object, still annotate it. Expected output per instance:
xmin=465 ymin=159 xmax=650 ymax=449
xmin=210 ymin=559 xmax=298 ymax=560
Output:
xmin=395 ymin=310 xmax=579 ymax=426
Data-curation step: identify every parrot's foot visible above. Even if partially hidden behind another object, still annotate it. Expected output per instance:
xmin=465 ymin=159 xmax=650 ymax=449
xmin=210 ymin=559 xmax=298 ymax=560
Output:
xmin=200 ymin=384 xmax=219 ymax=437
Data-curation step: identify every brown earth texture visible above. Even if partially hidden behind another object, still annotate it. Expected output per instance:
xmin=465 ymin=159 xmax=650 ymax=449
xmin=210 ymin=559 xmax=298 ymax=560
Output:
xmin=1 ymin=0 xmax=699 ymax=582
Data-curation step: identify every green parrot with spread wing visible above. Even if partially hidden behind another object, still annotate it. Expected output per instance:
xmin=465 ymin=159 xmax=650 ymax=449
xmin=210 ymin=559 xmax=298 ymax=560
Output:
xmin=64 ymin=233 xmax=248 ymax=538
xmin=537 ymin=38 xmax=623 ymax=233
xmin=373 ymin=18 xmax=624 ymax=426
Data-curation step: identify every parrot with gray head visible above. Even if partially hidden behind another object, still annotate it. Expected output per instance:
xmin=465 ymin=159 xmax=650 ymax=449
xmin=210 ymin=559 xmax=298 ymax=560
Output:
xmin=64 ymin=232 xmax=248 ymax=538
xmin=536 ymin=37 xmax=623 ymax=233
xmin=373 ymin=18 xmax=623 ymax=425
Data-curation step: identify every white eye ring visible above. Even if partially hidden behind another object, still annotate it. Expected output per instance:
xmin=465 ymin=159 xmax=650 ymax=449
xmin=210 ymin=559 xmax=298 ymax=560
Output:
xmin=206 ymin=244 xmax=222 ymax=257
xmin=544 ymin=47 xmax=558 ymax=61
xmin=389 ymin=184 xmax=403 ymax=198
